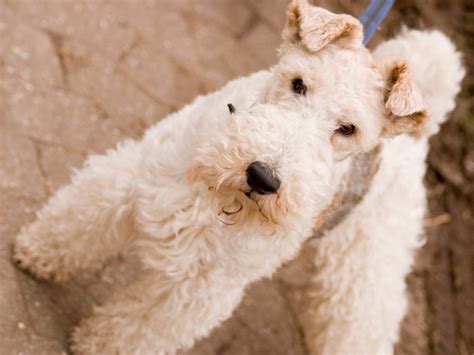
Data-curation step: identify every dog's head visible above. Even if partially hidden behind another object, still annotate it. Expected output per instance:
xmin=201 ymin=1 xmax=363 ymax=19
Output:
xmin=189 ymin=0 xmax=428 ymax=235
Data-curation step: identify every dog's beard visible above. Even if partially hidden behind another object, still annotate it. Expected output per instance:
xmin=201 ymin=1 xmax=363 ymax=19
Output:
xmin=188 ymin=163 xmax=299 ymax=230
xmin=215 ymin=187 xmax=293 ymax=227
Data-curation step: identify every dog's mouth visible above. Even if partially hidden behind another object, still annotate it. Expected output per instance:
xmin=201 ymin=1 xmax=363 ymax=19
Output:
xmin=215 ymin=186 xmax=290 ymax=228
xmin=243 ymin=189 xmax=256 ymax=200
xmin=241 ymin=188 xmax=267 ymax=208
xmin=192 ymin=165 xmax=289 ymax=226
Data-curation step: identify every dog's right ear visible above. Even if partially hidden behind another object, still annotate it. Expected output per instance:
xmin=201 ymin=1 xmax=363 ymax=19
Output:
xmin=381 ymin=61 xmax=429 ymax=136
xmin=282 ymin=0 xmax=363 ymax=53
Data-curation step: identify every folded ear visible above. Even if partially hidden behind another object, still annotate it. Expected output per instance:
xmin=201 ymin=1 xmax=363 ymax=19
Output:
xmin=282 ymin=0 xmax=363 ymax=52
xmin=382 ymin=61 xmax=429 ymax=136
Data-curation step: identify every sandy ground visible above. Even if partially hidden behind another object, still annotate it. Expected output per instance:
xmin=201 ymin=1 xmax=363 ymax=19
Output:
xmin=0 ymin=0 xmax=472 ymax=354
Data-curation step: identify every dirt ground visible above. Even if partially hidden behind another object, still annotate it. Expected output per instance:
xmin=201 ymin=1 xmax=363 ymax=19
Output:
xmin=0 ymin=0 xmax=472 ymax=354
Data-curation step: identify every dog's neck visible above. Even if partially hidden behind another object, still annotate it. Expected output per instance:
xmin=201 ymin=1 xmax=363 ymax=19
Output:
xmin=312 ymin=145 xmax=381 ymax=239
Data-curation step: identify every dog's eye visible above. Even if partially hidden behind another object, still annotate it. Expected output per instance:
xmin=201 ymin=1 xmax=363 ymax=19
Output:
xmin=336 ymin=124 xmax=356 ymax=136
xmin=292 ymin=78 xmax=307 ymax=96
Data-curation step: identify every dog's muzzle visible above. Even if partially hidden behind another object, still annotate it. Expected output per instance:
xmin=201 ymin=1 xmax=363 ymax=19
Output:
xmin=246 ymin=161 xmax=280 ymax=195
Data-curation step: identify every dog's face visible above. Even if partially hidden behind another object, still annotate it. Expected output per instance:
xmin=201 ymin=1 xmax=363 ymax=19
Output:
xmin=189 ymin=0 xmax=428 ymax=235
xmin=189 ymin=103 xmax=334 ymax=235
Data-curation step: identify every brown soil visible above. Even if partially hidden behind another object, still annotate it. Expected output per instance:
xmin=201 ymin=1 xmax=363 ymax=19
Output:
xmin=0 ymin=1 xmax=472 ymax=354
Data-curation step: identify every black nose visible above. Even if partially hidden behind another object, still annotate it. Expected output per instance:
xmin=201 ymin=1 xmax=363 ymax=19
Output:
xmin=246 ymin=161 xmax=281 ymax=195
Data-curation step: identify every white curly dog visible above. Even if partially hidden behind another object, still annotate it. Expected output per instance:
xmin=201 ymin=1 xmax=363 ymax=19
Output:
xmin=13 ymin=1 xmax=464 ymax=354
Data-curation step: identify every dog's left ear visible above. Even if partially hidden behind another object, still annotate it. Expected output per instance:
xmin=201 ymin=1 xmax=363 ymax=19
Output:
xmin=382 ymin=61 xmax=429 ymax=136
xmin=282 ymin=0 xmax=363 ymax=52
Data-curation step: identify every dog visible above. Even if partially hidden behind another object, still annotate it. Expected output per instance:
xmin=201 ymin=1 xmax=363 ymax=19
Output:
xmin=13 ymin=0 xmax=464 ymax=354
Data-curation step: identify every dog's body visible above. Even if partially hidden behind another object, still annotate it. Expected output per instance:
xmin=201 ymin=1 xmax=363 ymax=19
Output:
xmin=13 ymin=1 xmax=464 ymax=354
xmin=291 ymin=29 xmax=465 ymax=354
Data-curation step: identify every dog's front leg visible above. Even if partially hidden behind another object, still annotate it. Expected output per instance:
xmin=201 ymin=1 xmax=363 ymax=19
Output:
xmin=70 ymin=270 xmax=245 ymax=355
xmin=299 ymin=161 xmax=427 ymax=355
xmin=300 ymin=221 xmax=421 ymax=354
xmin=13 ymin=140 xmax=141 ymax=282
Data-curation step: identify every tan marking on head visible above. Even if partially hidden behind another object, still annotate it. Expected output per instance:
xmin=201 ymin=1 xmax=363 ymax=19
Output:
xmin=381 ymin=61 xmax=429 ymax=137
xmin=282 ymin=0 xmax=363 ymax=53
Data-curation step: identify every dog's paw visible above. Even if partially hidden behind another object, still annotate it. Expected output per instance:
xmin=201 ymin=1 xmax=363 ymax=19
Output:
xmin=69 ymin=323 xmax=90 ymax=355
xmin=70 ymin=318 xmax=122 ymax=355
xmin=12 ymin=230 xmax=72 ymax=282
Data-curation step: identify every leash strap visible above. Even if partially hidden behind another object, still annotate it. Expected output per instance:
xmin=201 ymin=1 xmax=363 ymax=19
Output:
xmin=360 ymin=0 xmax=395 ymax=44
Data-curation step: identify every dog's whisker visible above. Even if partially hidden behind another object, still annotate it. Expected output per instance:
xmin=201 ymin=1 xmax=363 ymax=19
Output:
xmin=221 ymin=203 xmax=243 ymax=216
xmin=217 ymin=216 xmax=238 ymax=226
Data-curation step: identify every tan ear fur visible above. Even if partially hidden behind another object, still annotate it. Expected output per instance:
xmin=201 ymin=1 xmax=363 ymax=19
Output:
xmin=383 ymin=62 xmax=429 ymax=136
xmin=282 ymin=0 xmax=363 ymax=52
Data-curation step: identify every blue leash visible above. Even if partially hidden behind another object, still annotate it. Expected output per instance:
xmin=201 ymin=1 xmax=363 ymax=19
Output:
xmin=360 ymin=0 xmax=395 ymax=44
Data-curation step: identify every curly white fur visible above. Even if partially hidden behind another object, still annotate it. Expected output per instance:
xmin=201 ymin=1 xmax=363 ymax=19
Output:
xmin=13 ymin=1 xmax=464 ymax=354
xmin=300 ymin=29 xmax=464 ymax=354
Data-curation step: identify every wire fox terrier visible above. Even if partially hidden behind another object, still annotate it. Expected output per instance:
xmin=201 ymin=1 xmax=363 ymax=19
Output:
xmin=13 ymin=1 xmax=464 ymax=354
